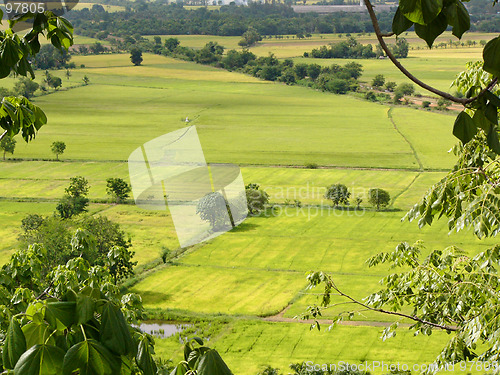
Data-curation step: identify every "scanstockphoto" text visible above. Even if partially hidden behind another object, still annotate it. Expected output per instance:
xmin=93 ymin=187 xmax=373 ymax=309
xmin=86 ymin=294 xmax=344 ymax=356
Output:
xmin=304 ymin=361 xmax=472 ymax=373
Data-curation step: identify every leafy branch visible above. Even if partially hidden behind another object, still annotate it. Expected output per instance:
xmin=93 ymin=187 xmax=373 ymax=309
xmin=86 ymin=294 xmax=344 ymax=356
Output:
xmin=363 ymin=0 xmax=498 ymax=105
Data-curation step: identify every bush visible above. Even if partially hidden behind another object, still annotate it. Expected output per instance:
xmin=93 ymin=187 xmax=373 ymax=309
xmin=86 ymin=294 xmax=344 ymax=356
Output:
xmin=246 ymin=183 xmax=270 ymax=214
xmin=365 ymin=91 xmax=377 ymax=101
xmin=305 ymin=162 xmax=318 ymax=169
xmin=106 ymin=177 xmax=132 ymax=203
xmin=422 ymin=100 xmax=431 ymax=108
xmin=368 ymin=188 xmax=390 ymax=210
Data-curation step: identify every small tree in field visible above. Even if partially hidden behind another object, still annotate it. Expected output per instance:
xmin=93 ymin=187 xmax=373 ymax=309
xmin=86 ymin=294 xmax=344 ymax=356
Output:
xmin=372 ymin=74 xmax=385 ymax=88
xmin=196 ymin=192 xmax=231 ymax=231
xmin=51 ymin=141 xmax=66 ymax=160
xmin=106 ymin=177 xmax=132 ymax=202
xmin=56 ymin=176 xmax=90 ymax=219
xmin=325 ymin=184 xmax=350 ymax=207
xmin=130 ymin=47 xmax=143 ymax=66
xmin=0 ymin=136 xmax=16 ymax=160
xmin=368 ymin=188 xmax=390 ymax=210
xmin=245 ymin=183 xmax=269 ymax=215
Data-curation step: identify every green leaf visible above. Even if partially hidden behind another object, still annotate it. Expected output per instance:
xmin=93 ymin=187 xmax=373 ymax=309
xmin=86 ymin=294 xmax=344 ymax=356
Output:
xmin=2 ymin=318 xmax=27 ymax=369
xmin=443 ymin=0 xmax=470 ymax=39
xmin=392 ymin=7 xmax=414 ymax=35
xmin=76 ymin=294 xmax=95 ymax=325
xmin=485 ymin=103 xmax=498 ymax=125
xmin=486 ymin=91 xmax=500 ymax=107
xmin=453 ymin=111 xmax=478 ymax=144
xmin=487 ymin=125 xmax=500 ymax=154
xmin=136 ymin=336 xmax=157 ymax=375
xmin=13 ymin=344 xmax=65 ymax=375
xmin=45 ymin=301 xmax=76 ymax=329
xmin=62 ymin=339 xmax=121 ymax=375
xmin=483 ymin=36 xmax=500 ymax=78
xmin=0 ymin=38 xmax=21 ymax=68
xmin=414 ymin=12 xmax=448 ymax=48
xmin=197 ymin=349 xmax=233 ymax=375
xmin=399 ymin=0 xmax=443 ymax=25
xmin=99 ymin=302 xmax=134 ymax=356
xmin=473 ymin=108 xmax=493 ymax=131
xmin=170 ymin=363 xmax=189 ymax=375
xmin=22 ymin=322 xmax=55 ymax=348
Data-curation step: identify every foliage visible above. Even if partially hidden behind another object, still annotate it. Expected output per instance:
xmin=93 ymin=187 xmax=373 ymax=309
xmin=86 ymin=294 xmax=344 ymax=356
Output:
xmin=14 ymin=78 xmax=39 ymax=99
xmin=169 ymin=337 xmax=232 ymax=375
xmin=367 ymin=188 xmax=391 ymax=210
xmin=238 ymin=27 xmax=262 ymax=47
xmin=389 ymin=38 xmax=409 ymax=58
xmin=309 ymin=37 xmax=376 ymax=59
xmin=245 ymin=183 xmax=270 ymax=215
xmin=51 ymin=141 xmax=66 ymax=160
xmin=196 ymin=192 xmax=232 ymax=231
xmin=372 ymin=74 xmax=385 ymax=88
xmin=0 ymin=135 xmax=16 ymax=160
xmin=0 ymin=10 xmax=73 ymax=143
xmin=130 ymin=47 xmax=143 ymax=66
xmin=106 ymin=177 xmax=132 ymax=203
xmin=0 ymin=237 xmax=156 ymax=375
xmin=325 ymin=184 xmax=350 ymax=207
xmin=18 ymin=214 xmax=136 ymax=284
xmin=56 ymin=176 xmax=90 ymax=219
xmin=257 ymin=365 xmax=281 ymax=375
xmin=33 ymin=44 xmax=72 ymax=70
xmin=384 ymin=81 xmax=397 ymax=92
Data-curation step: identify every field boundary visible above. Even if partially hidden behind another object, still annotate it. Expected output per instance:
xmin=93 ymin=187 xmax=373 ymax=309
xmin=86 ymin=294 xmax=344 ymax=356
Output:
xmin=387 ymin=107 xmax=424 ymax=171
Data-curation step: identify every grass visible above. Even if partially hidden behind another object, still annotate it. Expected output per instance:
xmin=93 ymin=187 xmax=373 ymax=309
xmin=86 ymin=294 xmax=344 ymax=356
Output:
xmin=131 ymin=263 xmax=306 ymax=316
xmin=6 ymin=53 xmax=429 ymax=168
xmin=155 ymin=319 xmax=453 ymax=375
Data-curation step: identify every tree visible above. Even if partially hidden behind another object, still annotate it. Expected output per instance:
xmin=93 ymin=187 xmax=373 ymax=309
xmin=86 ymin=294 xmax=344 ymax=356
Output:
xmin=371 ymin=74 xmax=385 ymax=88
xmin=51 ymin=141 xmax=66 ymax=160
xmin=238 ymin=27 xmax=262 ymax=47
xmin=384 ymin=81 xmax=397 ymax=92
xmin=56 ymin=176 xmax=89 ymax=219
xmin=82 ymin=75 xmax=90 ymax=85
xmin=367 ymin=188 xmax=390 ymax=210
xmin=14 ymin=77 xmax=39 ymax=98
xmin=324 ymin=184 xmax=350 ymax=207
xmin=106 ymin=177 xmax=132 ymax=202
xmin=0 ymin=235 xmax=156 ymax=375
xmin=246 ymin=183 xmax=269 ymax=215
xmin=196 ymin=192 xmax=232 ymax=231
xmin=164 ymin=37 xmax=180 ymax=52
xmin=130 ymin=47 xmax=143 ymax=66
xmin=306 ymin=64 xmax=322 ymax=80
xmin=303 ymin=0 xmax=500 ymax=368
xmin=354 ymin=196 xmax=363 ymax=209
xmin=0 ymin=136 xmax=16 ymax=160
xmin=65 ymin=69 xmax=71 ymax=80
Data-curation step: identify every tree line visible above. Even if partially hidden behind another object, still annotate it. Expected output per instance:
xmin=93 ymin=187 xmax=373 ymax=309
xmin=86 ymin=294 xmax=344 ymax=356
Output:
xmin=66 ymin=2 xmax=500 ymax=41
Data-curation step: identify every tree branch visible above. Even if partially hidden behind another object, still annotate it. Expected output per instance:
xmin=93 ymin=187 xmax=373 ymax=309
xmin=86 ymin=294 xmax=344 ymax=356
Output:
xmin=329 ymin=279 xmax=458 ymax=332
xmin=0 ymin=130 xmax=7 ymax=142
xmin=363 ymin=0 xmax=497 ymax=105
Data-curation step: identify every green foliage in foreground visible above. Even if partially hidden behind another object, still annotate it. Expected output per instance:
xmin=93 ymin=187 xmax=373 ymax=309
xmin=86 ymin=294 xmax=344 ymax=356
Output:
xmin=0 ymin=238 xmax=157 ymax=374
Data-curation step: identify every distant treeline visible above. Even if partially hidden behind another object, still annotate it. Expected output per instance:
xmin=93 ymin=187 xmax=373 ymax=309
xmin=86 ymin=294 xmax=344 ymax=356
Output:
xmin=66 ymin=1 xmax=499 ymax=41
xmin=138 ymin=38 xmax=364 ymax=94
xmin=306 ymin=36 xmax=409 ymax=59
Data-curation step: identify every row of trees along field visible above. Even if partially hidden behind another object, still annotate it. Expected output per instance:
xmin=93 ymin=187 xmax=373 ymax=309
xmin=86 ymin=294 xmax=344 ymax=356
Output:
xmin=66 ymin=1 xmax=500 ymax=39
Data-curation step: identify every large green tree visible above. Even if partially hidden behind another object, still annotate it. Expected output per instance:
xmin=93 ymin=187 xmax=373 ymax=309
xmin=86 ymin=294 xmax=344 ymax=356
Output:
xmin=304 ymin=0 xmax=500 ymax=370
